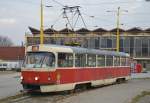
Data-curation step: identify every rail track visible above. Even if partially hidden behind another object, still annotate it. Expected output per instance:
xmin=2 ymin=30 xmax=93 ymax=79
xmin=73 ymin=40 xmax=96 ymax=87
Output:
xmin=0 ymin=86 xmax=96 ymax=103
xmin=0 ymin=80 xmax=127 ymax=103
xmin=0 ymin=90 xmax=79 ymax=103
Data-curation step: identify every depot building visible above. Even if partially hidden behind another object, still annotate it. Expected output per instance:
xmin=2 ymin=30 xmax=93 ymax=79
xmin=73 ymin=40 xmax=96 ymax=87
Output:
xmin=0 ymin=47 xmax=25 ymax=70
xmin=25 ymin=27 xmax=150 ymax=70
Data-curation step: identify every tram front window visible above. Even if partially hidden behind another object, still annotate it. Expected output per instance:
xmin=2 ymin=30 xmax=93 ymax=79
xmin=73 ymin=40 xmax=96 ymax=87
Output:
xmin=24 ymin=52 xmax=55 ymax=68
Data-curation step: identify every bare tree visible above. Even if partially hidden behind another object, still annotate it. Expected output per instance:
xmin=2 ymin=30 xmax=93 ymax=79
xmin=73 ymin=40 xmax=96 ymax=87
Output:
xmin=0 ymin=35 xmax=13 ymax=47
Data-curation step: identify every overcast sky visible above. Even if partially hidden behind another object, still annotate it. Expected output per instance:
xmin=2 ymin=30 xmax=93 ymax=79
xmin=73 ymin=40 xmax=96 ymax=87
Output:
xmin=0 ymin=0 xmax=150 ymax=45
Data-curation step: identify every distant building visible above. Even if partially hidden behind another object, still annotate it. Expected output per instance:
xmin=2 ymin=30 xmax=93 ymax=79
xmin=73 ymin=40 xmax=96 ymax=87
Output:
xmin=0 ymin=47 xmax=25 ymax=70
xmin=26 ymin=27 xmax=150 ymax=70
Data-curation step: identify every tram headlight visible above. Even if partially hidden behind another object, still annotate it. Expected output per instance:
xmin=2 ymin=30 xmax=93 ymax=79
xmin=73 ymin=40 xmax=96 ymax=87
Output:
xmin=35 ymin=77 xmax=39 ymax=81
xmin=48 ymin=77 xmax=51 ymax=81
xmin=20 ymin=76 xmax=23 ymax=80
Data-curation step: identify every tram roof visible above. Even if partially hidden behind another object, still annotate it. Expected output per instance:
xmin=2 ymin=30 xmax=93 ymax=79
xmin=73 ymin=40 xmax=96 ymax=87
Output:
xmin=27 ymin=44 xmax=129 ymax=57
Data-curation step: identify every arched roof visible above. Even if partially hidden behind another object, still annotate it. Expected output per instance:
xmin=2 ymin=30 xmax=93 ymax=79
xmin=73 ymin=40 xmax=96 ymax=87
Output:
xmin=59 ymin=28 xmax=74 ymax=34
xmin=76 ymin=28 xmax=91 ymax=34
xmin=126 ymin=27 xmax=143 ymax=33
xmin=92 ymin=28 xmax=108 ymax=32
xmin=28 ymin=26 xmax=40 ymax=35
xmin=109 ymin=28 xmax=126 ymax=32
xmin=28 ymin=27 xmax=150 ymax=35
xmin=44 ymin=28 xmax=57 ymax=35
xmin=144 ymin=28 xmax=150 ymax=33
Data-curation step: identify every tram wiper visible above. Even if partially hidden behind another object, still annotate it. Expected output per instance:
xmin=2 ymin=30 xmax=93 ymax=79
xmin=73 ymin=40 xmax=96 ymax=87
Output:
xmin=33 ymin=56 xmax=45 ymax=68
xmin=40 ymin=56 xmax=46 ymax=68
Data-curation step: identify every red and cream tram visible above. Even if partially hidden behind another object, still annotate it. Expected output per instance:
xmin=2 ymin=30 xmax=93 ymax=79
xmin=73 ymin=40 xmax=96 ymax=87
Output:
xmin=21 ymin=44 xmax=131 ymax=92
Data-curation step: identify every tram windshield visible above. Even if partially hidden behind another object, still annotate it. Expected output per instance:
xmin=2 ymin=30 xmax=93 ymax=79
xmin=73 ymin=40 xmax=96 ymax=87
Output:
xmin=23 ymin=52 xmax=55 ymax=68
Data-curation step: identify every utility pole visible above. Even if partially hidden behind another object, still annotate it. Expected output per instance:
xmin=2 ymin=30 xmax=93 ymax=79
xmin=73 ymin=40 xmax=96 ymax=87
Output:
xmin=107 ymin=7 xmax=128 ymax=52
xmin=116 ymin=7 xmax=120 ymax=52
xmin=40 ymin=0 xmax=44 ymax=45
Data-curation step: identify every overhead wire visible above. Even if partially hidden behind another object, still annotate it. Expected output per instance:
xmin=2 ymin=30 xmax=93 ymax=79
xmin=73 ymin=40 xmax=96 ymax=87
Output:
xmin=50 ymin=0 xmax=88 ymax=29
xmin=51 ymin=0 xmax=73 ymax=29
xmin=12 ymin=0 xmax=40 ymax=6
xmin=51 ymin=0 xmax=65 ymax=7
xmin=51 ymin=13 xmax=64 ymax=28
xmin=82 ymin=12 xmax=114 ymax=23
xmin=80 ymin=1 xmax=144 ymax=6
xmin=73 ymin=14 xmax=80 ymax=28
xmin=21 ymin=0 xmax=150 ymax=29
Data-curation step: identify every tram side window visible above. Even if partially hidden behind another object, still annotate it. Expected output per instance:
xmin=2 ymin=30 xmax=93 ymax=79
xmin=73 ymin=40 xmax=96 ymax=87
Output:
xmin=121 ymin=57 xmax=126 ymax=66
xmin=106 ymin=56 xmax=113 ymax=66
xmin=75 ymin=54 xmax=86 ymax=67
xmin=114 ymin=56 xmax=120 ymax=66
xmin=87 ymin=54 xmax=96 ymax=67
xmin=58 ymin=53 xmax=73 ymax=67
xmin=97 ymin=55 xmax=105 ymax=67
xmin=126 ymin=57 xmax=130 ymax=66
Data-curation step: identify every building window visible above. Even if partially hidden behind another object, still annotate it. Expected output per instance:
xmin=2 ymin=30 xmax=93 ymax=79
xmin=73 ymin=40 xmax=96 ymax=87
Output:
xmin=124 ymin=47 xmax=130 ymax=54
xmin=112 ymin=38 xmax=116 ymax=49
xmin=120 ymin=38 xmax=124 ymax=52
xmin=135 ymin=38 xmax=142 ymax=57
xmin=107 ymin=38 xmax=112 ymax=48
xmin=123 ymin=38 xmax=130 ymax=54
xmin=142 ymin=48 xmax=148 ymax=57
xmin=149 ymin=39 xmax=150 ymax=56
xmin=95 ymin=38 xmax=100 ymax=49
xmin=124 ymin=38 xmax=130 ymax=48
xmin=130 ymin=37 xmax=134 ymax=56
xmin=142 ymin=38 xmax=148 ymax=57
xmin=101 ymin=38 xmax=107 ymax=48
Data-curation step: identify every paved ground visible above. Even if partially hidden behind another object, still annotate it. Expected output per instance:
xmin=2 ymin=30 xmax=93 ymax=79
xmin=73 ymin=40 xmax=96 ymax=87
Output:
xmin=0 ymin=71 xmax=150 ymax=103
xmin=0 ymin=72 xmax=22 ymax=99
xmin=137 ymin=95 xmax=150 ymax=103
xmin=56 ymin=79 xmax=150 ymax=103
xmin=131 ymin=71 xmax=150 ymax=79
xmin=1 ymin=79 xmax=149 ymax=103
